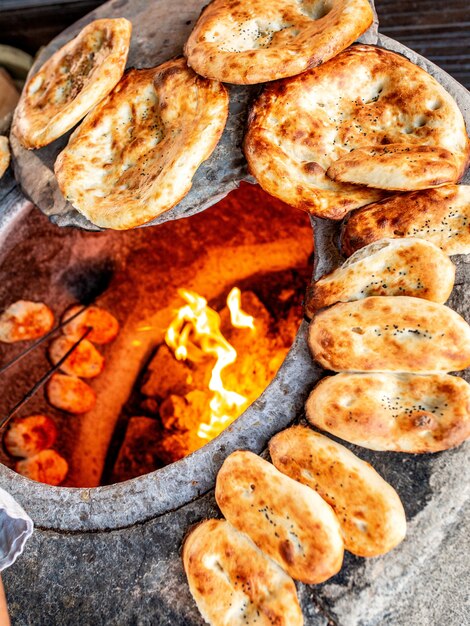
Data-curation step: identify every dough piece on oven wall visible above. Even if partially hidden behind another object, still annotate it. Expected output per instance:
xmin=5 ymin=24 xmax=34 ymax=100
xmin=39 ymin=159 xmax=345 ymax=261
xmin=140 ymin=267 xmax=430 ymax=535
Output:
xmin=269 ymin=426 xmax=407 ymax=556
xmin=306 ymin=372 xmax=470 ymax=453
xmin=185 ymin=0 xmax=373 ymax=84
xmin=183 ymin=519 xmax=303 ymax=626
xmin=305 ymin=238 xmax=455 ymax=316
xmin=215 ymin=450 xmax=344 ymax=584
xmin=308 ymin=296 xmax=470 ymax=373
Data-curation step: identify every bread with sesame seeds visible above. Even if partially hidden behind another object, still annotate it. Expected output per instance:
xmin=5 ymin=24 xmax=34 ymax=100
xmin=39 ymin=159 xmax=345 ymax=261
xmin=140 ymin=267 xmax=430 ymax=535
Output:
xmin=244 ymin=45 xmax=469 ymax=219
xmin=12 ymin=18 xmax=132 ymax=149
xmin=341 ymin=185 xmax=470 ymax=256
xmin=269 ymin=426 xmax=407 ymax=556
xmin=305 ymin=373 xmax=470 ymax=453
xmin=184 ymin=0 xmax=373 ymax=85
xmin=308 ymin=296 xmax=470 ymax=373
xmin=54 ymin=57 xmax=228 ymax=230
xmin=305 ymin=238 xmax=455 ymax=316
xmin=215 ymin=450 xmax=344 ymax=584
xmin=183 ymin=519 xmax=304 ymax=626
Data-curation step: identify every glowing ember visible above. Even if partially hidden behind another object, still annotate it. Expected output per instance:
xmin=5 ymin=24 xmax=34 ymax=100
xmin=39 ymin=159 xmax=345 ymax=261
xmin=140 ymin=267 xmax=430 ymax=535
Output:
xmin=165 ymin=288 xmax=255 ymax=440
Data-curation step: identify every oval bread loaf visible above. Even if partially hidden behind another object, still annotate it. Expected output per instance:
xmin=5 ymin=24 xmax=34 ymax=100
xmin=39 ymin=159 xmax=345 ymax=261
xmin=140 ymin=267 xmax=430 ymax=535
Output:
xmin=46 ymin=373 xmax=96 ymax=414
xmin=269 ymin=426 xmax=407 ymax=557
xmin=62 ymin=305 xmax=119 ymax=344
xmin=185 ymin=0 xmax=373 ymax=84
xmin=55 ymin=58 xmax=229 ymax=230
xmin=49 ymin=336 xmax=104 ymax=378
xmin=0 ymin=300 xmax=54 ymax=343
xmin=306 ymin=373 xmax=470 ymax=453
xmin=245 ymin=45 xmax=469 ymax=220
xmin=12 ymin=18 xmax=132 ymax=149
xmin=306 ymin=238 xmax=455 ymax=316
xmin=183 ymin=519 xmax=303 ymax=626
xmin=308 ymin=296 xmax=470 ymax=373
xmin=215 ymin=450 xmax=344 ymax=584
xmin=341 ymin=185 xmax=470 ymax=256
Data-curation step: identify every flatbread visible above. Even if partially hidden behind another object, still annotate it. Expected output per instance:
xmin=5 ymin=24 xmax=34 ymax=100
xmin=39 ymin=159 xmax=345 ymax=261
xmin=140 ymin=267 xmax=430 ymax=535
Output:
xmin=4 ymin=415 xmax=57 ymax=458
xmin=341 ymin=184 xmax=470 ymax=256
xmin=15 ymin=450 xmax=68 ymax=486
xmin=245 ymin=45 xmax=469 ymax=219
xmin=0 ymin=300 xmax=54 ymax=343
xmin=306 ymin=373 xmax=470 ymax=453
xmin=61 ymin=305 xmax=119 ymax=344
xmin=215 ymin=450 xmax=344 ymax=584
xmin=0 ymin=136 xmax=10 ymax=178
xmin=12 ymin=18 xmax=132 ymax=149
xmin=308 ymin=296 xmax=470 ymax=373
xmin=269 ymin=426 xmax=407 ymax=557
xmin=185 ymin=0 xmax=373 ymax=84
xmin=183 ymin=519 xmax=303 ymax=626
xmin=55 ymin=58 xmax=229 ymax=230
xmin=48 ymin=336 xmax=104 ymax=378
xmin=305 ymin=238 xmax=455 ymax=316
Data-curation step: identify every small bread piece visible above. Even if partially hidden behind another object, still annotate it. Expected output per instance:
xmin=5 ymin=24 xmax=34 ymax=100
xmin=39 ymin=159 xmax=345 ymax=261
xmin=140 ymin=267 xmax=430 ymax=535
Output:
xmin=185 ymin=0 xmax=373 ymax=84
xmin=12 ymin=18 xmax=132 ymax=149
xmin=183 ymin=519 xmax=303 ymax=626
xmin=309 ymin=296 xmax=470 ymax=373
xmin=62 ymin=305 xmax=119 ymax=344
xmin=55 ymin=58 xmax=229 ymax=230
xmin=327 ymin=145 xmax=459 ymax=191
xmin=269 ymin=426 xmax=407 ymax=556
xmin=245 ymin=45 xmax=469 ymax=219
xmin=306 ymin=238 xmax=455 ymax=316
xmin=49 ymin=336 xmax=104 ymax=378
xmin=0 ymin=300 xmax=54 ymax=343
xmin=16 ymin=449 xmax=68 ymax=485
xmin=0 ymin=136 xmax=10 ymax=178
xmin=3 ymin=415 xmax=57 ymax=458
xmin=46 ymin=373 xmax=96 ymax=414
xmin=306 ymin=373 xmax=470 ymax=453
xmin=216 ymin=450 xmax=343 ymax=584
xmin=341 ymin=185 xmax=470 ymax=256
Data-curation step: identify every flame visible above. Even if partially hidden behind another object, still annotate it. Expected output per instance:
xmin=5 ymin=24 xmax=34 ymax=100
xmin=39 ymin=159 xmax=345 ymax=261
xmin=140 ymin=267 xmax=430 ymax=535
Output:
xmin=165 ymin=287 xmax=255 ymax=440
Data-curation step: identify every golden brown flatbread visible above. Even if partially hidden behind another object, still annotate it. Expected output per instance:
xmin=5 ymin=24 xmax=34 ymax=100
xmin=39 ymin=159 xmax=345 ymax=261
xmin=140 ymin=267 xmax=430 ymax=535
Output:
xmin=245 ymin=45 xmax=469 ymax=219
xmin=341 ymin=185 xmax=470 ymax=256
xmin=185 ymin=0 xmax=373 ymax=84
xmin=215 ymin=450 xmax=344 ymax=584
xmin=306 ymin=373 xmax=470 ymax=453
xmin=12 ymin=18 xmax=132 ymax=149
xmin=49 ymin=336 xmax=104 ymax=378
xmin=0 ymin=136 xmax=10 ymax=178
xmin=15 ymin=449 xmax=68 ymax=485
xmin=183 ymin=519 xmax=303 ymax=626
xmin=55 ymin=58 xmax=229 ymax=229
xmin=0 ymin=300 xmax=54 ymax=343
xmin=4 ymin=415 xmax=57 ymax=458
xmin=308 ymin=296 xmax=470 ymax=372
xmin=61 ymin=305 xmax=119 ymax=344
xmin=305 ymin=238 xmax=455 ymax=316
xmin=269 ymin=426 xmax=407 ymax=557
xmin=46 ymin=373 xmax=96 ymax=414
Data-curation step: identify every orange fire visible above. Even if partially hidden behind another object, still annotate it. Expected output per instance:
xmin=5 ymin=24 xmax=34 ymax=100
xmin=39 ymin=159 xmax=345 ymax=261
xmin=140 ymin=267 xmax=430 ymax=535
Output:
xmin=165 ymin=288 xmax=255 ymax=440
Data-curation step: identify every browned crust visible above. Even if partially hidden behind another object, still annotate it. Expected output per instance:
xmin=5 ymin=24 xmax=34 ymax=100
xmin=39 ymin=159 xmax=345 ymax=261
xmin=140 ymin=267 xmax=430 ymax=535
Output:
xmin=12 ymin=18 xmax=132 ymax=149
xmin=183 ymin=519 xmax=304 ymax=626
xmin=341 ymin=184 xmax=470 ymax=256
xmin=244 ymin=45 xmax=469 ymax=219
xmin=308 ymin=296 xmax=470 ymax=373
xmin=185 ymin=0 xmax=373 ymax=84
xmin=306 ymin=373 xmax=470 ymax=453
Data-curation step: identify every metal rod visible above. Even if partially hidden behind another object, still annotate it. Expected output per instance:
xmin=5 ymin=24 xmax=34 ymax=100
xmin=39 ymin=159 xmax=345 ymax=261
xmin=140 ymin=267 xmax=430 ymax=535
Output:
xmin=0 ymin=302 xmax=92 ymax=376
xmin=0 ymin=327 xmax=92 ymax=432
